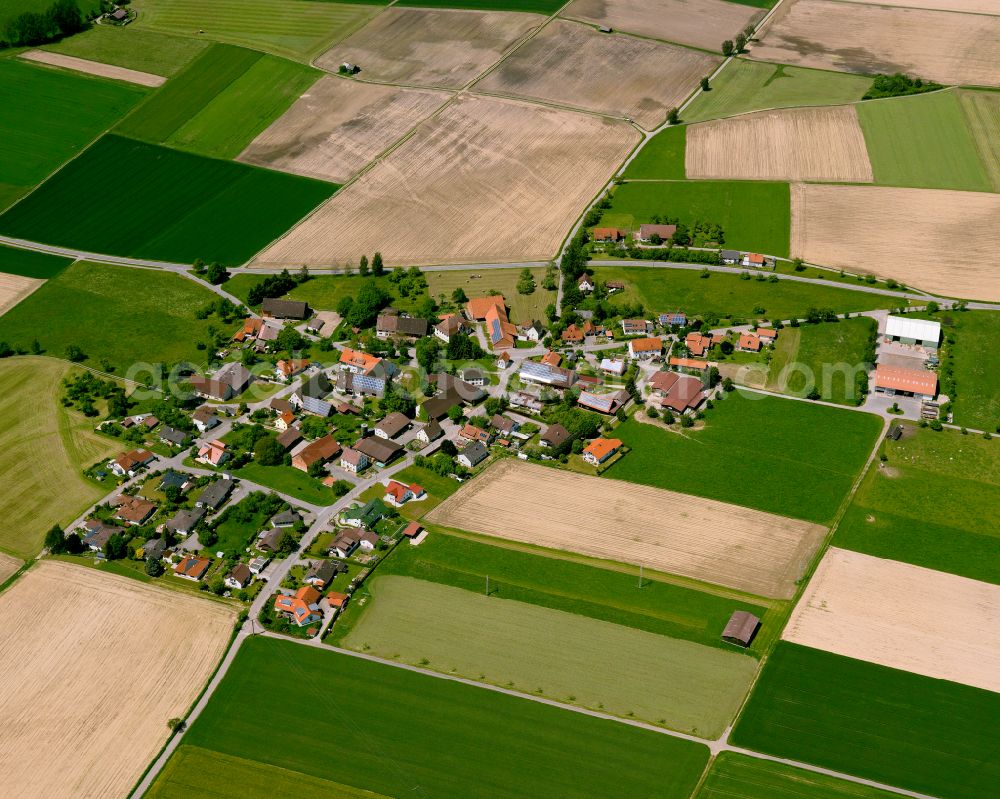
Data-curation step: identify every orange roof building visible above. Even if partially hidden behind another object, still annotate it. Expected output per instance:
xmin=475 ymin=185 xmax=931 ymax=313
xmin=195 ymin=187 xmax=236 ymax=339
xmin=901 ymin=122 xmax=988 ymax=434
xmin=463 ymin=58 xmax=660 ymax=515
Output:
xmin=685 ymin=333 xmax=714 ymax=356
xmin=562 ymin=324 xmax=584 ymax=343
xmin=628 ymin=337 xmax=662 ymax=359
xmin=738 ymin=333 xmax=762 ymax=352
xmin=339 ymin=347 xmax=382 ymax=375
xmin=484 ymin=303 xmax=516 ymax=350
xmin=874 ymin=364 xmax=937 ymax=398
xmin=466 ymin=295 xmax=506 ymax=321
xmin=582 ymin=437 xmax=623 ymax=465
xmin=541 ymin=351 xmax=562 ymax=367
xmin=326 ymin=591 xmax=349 ymax=609
xmin=669 ymin=357 xmax=710 ymax=371
xmin=274 ymin=585 xmax=323 ymax=626
xmin=757 ymin=328 xmax=777 ymax=342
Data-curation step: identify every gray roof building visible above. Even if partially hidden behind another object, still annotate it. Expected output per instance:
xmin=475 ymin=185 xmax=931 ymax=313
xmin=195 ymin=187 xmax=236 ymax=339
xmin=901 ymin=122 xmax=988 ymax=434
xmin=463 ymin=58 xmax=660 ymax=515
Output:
xmin=196 ymin=478 xmax=235 ymax=510
xmin=262 ymin=298 xmax=310 ymax=319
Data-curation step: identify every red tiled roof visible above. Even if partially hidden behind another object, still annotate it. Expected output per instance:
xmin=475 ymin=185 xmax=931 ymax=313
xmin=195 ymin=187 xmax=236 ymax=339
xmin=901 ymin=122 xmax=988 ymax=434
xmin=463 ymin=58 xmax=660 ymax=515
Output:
xmin=874 ymin=364 xmax=937 ymax=395
xmin=583 ymin=438 xmax=621 ymax=461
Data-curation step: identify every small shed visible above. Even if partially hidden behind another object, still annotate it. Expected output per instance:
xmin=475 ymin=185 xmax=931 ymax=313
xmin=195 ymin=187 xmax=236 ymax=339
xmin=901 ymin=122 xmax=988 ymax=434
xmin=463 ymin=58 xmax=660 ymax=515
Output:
xmin=721 ymin=611 xmax=760 ymax=648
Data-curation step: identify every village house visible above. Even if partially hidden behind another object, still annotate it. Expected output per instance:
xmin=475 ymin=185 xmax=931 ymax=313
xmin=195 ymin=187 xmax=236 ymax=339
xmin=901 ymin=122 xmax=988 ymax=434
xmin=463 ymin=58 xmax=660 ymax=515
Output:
xmin=339 ymin=347 xmax=384 ymax=377
xmin=873 ymin=364 xmax=938 ymax=400
xmin=159 ymin=470 xmax=192 ymax=493
xmin=291 ymin=392 xmax=333 ymax=417
xmin=197 ymin=440 xmax=229 ymax=467
xmin=344 ymin=498 xmax=389 ymax=529
xmin=721 ymin=249 xmax=740 ymax=265
xmin=82 ymin=521 xmax=123 ymax=552
xmin=490 ymin=414 xmax=519 ymax=437
xmin=262 ymin=298 xmax=311 ymax=320
xmin=248 ymin=555 xmax=270 ymax=575
xmin=158 ymin=426 xmax=187 ymax=448
xmin=685 ymin=332 xmax=715 ymax=357
xmin=192 ymin=406 xmax=219 ymax=433
xmin=669 ymin=357 xmax=711 ymax=372
xmin=339 ymin=447 xmax=368 ymax=474
xmin=461 ymin=368 xmax=487 ymax=387
xmin=884 ymin=316 xmax=940 ymax=349
xmin=142 ymin=537 xmax=166 ymax=560
xmin=416 ymin=419 xmax=443 ymax=444
xmin=274 ymin=586 xmax=323 ymax=627
xmin=457 ymin=440 xmax=488 ymax=468
xmin=276 ymin=359 xmax=310 ymax=382
xmin=110 ymin=449 xmax=155 ymax=478
xmin=592 ymin=227 xmax=625 ymax=242
xmin=577 ymin=390 xmax=629 ymax=415
xmin=434 ymin=313 xmax=466 ymax=344
xmin=304 ymin=560 xmax=338 ymax=590
xmin=225 ymin=563 xmax=253 ymax=590
xmin=271 ymin=508 xmax=302 ymax=528
xmin=577 ymin=274 xmax=595 ymax=292
xmin=292 ymin=435 xmax=341 ymax=473
xmin=165 ymin=507 xmax=205 ymax=537
xmin=257 ymin=528 xmax=286 ymax=554
xmin=637 ymin=223 xmax=676 ymax=243
xmin=757 ymin=328 xmax=778 ymax=345
xmin=174 ymin=556 xmax=211 ymax=582
xmin=583 ymin=437 xmax=623 ymax=465
xmin=540 ymin=351 xmax=561 ymax=367
xmin=274 ymin=410 xmax=296 ymax=432
xmin=649 ymin=371 xmax=706 ymax=414
xmin=561 ymin=323 xmax=584 ymax=344
xmin=742 ymin=252 xmax=768 ymax=269
xmin=376 ymin=312 xmax=428 ymax=340
xmin=496 ymin=352 xmax=512 ymax=370
xmin=196 ymin=478 xmax=234 ymax=510
xmin=738 ymin=333 xmax=762 ymax=353
xmin=621 ymin=319 xmax=651 ymax=336
xmin=510 ymin=392 xmax=543 ymax=412
xmin=330 ymin=527 xmax=378 ymax=558
xmin=113 ymin=495 xmax=157 ymax=526
xmin=459 ymin=423 xmax=492 ymax=445
xmin=600 ymin=358 xmax=626 ymax=376
xmin=336 ymin=370 xmax=386 ymax=398
xmin=519 ymin=360 xmax=576 ymax=389
xmin=517 ymin=320 xmax=544 ymax=342
xmin=540 ymin=424 xmax=570 ymax=449
xmin=485 ymin=303 xmax=517 ymax=350
xmin=384 ymin=480 xmax=425 ymax=507
xmin=327 ymin=591 xmax=350 ymax=611
xmin=628 ymin=336 xmax=662 ymax=360
xmin=353 ymin=435 xmax=403 ymax=468
xmin=605 ymin=280 xmax=625 ymax=294
xmin=659 ymin=311 xmax=687 ymax=327
xmin=374 ymin=412 xmax=410 ymax=440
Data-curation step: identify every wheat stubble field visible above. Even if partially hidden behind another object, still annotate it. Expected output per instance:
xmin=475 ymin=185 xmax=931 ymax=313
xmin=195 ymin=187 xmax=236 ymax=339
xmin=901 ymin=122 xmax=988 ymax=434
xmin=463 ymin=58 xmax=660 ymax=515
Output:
xmin=426 ymin=460 xmax=826 ymax=598
xmin=686 ymin=106 xmax=873 ymax=183
xmin=255 ymin=95 xmax=639 ymax=267
xmin=20 ymin=49 xmax=166 ymax=86
xmin=790 ymin=183 xmax=1000 ymax=301
xmin=0 ymin=561 xmax=235 ymax=798
xmin=0 ymin=273 xmax=44 ymax=316
xmin=785 ymin=548 xmax=1000 ymax=693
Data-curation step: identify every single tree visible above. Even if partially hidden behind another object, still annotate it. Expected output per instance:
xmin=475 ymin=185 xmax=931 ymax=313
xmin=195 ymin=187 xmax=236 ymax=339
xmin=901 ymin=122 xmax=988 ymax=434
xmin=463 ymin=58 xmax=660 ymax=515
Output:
xmin=451 ymin=287 xmax=468 ymax=304
xmin=517 ymin=268 xmax=536 ymax=295
xmin=700 ymin=76 xmax=710 ymax=91
xmin=205 ymin=262 xmax=228 ymax=285
xmin=358 ymin=255 xmax=370 ymax=276
xmin=65 ymin=344 xmax=86 ymax=362
xmin=734 ymin=33 xmax=747 ymax=53
xmin=667 ymin=107 xmax=680 ymax=125
xmin=145 ymin=556 xmax=165 ymax=577
xmin=371 ymin=252 xmax=385 ymax=276
xmin=44 ymin=525 xmax=67 ymax=554
xmin=722 ymin=39 xmax=734 ymax=57
xmin=254 ymin=436 xmax=285 ymax=466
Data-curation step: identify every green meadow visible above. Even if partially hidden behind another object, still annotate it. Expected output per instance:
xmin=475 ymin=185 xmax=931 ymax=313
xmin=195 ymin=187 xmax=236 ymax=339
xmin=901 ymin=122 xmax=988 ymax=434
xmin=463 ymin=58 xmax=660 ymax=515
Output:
xmin=174 ymin=635 xmax=710 ymax=799
xmin=958 ymin=89 xmax=1000 ymax=192
xmin=0 ymin=244 xmax=71 ymax=279
xmin=41 ymin=25 xmax=208 ymax=77
xmin=834 ymin=424 xmax=1000 ymax=584
xmin=607 ymin=392 xmax=882 ymax=524
xmin=396 ymin=0 xmax=566 ymax=11
xmin=623 ymin=124 xmax=686 ymax=180
xmin=732 ymin=643 xmax=1000 ymax=799
xmin=946 ymin=310 xmax=1000 ymax=432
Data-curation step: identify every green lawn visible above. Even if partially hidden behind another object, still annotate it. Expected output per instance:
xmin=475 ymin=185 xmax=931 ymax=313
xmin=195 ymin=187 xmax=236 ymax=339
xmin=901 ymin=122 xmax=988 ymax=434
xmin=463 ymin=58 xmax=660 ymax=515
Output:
xmin=606 ymin=393 xmax=882 ymax=524
xmin=0 ymin=244 xmax=72 ymax=279
xmin=958 ymin=89 xmax=1000 ymax=192
xmin=833 ymin=424 xmax=1000 ymax=584
xmin=424 ymin=267 xmax=556 ymax=324
xmin=683 ymin=59 xmax=870 ymax=124
xmin=41 ymin=25 xmax=209 ymax=77
xmin=341 ymin=575 xmax=756 ymax=737
xmin=590 ymin=265 xmax=895 ymax=320
xmin=176 ymin=635 xmax=710 ymax=798
xmin=0 ymin=135 xmax=337 ymax=265
xmin=697 ymin=752 xmax=911 ymax=799
xmin=599 ymin=180 xmax=790 ymax=257
xmin=210 ymin=494 xmax=280 ymax=555
xmin=0 ymin=261 xmax=236 ymax=372
xmin=946 ymin=311 xmax=1000 ymax=432
xmin=395 ymin=0 xmax=565 ymax=11
xmin=731 ymin=642 xmax=1000 ymax=799
xmin=623 ymin=124 xmax=686 ymax=180
xmin=858 ymin=90 xmax=992 ymax=192
xmin=131 ymin=0 xmax=381 ymax=62
xmin=0 ymin=58 xmax=147 ymax=211
xmin=234 ymin=463 xmax=337 ymax=506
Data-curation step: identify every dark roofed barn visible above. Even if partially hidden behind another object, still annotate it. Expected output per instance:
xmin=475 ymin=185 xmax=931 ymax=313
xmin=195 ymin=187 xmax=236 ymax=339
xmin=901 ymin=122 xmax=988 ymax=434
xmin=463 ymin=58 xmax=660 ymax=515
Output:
xmin=721 ymin=611 xmax=760 ymax=648
xmin=262 ymin=298 xmax=311 ymax=320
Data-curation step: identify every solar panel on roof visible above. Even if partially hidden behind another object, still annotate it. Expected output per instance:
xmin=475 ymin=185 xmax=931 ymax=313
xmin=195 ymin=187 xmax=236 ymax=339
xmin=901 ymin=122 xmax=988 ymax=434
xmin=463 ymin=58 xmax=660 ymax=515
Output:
xmin=491 ymin=319 xmax=502 ymax=342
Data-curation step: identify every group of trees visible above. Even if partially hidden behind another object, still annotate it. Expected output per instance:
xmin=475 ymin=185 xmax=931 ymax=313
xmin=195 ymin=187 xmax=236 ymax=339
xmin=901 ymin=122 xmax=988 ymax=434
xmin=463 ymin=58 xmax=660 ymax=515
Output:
xmin=387 ymin=265 xmax=426 ymax=298
xmin=356 ymin=252 xmax=384 ymax=277
xmin=61 ymin=372 xmax=129 ymax=418
xmin=195 ymin=297 xmax=246 ymax=325
xmin=336 ymin=280 xmax=392 ymax=328
xmin=3 ymin=0 xmax=87 ymax=48
xmin=191 ymin=259 xmax=229 ymax=285
xmin=44 ymin=524 xmax=83 ymax=555
xmin=863 ymin=73 xmax=942 ymax=100
xmin=721 ymin=25 xmax=754 ymax=57
xmin=244 ymin=267 xmax=310 ymax=307
xmin=517 ymin=268 xmax=536 ymax=295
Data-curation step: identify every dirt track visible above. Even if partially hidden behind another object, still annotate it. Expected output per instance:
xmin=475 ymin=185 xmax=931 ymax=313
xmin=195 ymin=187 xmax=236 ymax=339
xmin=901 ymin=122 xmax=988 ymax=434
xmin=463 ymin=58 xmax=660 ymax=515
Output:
xmin=426 ymin=459 xmax=826 ymax=598
xmin=21 ymin=49 xmax=166 ymax=86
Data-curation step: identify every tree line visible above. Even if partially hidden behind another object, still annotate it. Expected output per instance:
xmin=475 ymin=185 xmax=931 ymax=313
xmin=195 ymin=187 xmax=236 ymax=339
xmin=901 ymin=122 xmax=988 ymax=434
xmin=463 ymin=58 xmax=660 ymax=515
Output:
xmin=3 ymin=0 xmax=87 ymax=48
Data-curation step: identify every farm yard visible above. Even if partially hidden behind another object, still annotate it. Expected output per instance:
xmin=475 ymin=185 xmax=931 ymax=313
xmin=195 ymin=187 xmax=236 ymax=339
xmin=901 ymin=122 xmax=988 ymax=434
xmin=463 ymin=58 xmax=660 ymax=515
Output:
xmin=254 ymin=95 xmax=638 ymax=267
xmin=239 ymin=77 xmax=448 ymax=184
xmin=785 ymin=547 xmax=1000 ymax=693
xmin=0 ymin=561 xmax=235 ymax=799
xmin=340 ymin=575 xmax=757 ymax=737
xmin=20 ymin=50 xmax=166 ymax=87
xmin=317 ymin=8 xmax=544 ymax=89
xmin=426 ymin=459 xmax=826 ymax=599
xmin=731 ymin=642 xmax=1000 ymax=799
xmin=834 ymin=424 xmax=1000 ymax=585
xmin=476 ymin=20 xmax=719 ymax=129
xmin=685 ymin=106 xmax=873 ymax=183
xmin=40 ymin=25 xmax=209 ymax=77
xmin=166 ymin=635 xmax=710 ymax=799
xmin=748 ymin=0 xmax=1000 ymax=88
xmin=790 ymin=184 xmax=1000 ymax=301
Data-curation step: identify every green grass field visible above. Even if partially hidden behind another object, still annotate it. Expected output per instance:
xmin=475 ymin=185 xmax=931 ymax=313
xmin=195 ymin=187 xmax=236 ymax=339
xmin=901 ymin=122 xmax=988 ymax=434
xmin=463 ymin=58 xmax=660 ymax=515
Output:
xmin=342 ymin=575 xmax=756 ymax=737
xmin=621 ymin=125 xmax=686 ymax=180
xmin=395 ymin=0 xmax=565 ymax=11
xmin=958 ymin=89 xmax=1000 ymax=192
xmin=233 ymin=463 xmax=336 ymax=506
xmin=0 ymin=244 xmax=71 ymax=279
xmin=41 ymin=25 xmax=209 ymax=76
xmin=697 ymin=752 xmax=909 ymax=799
xmin=176 ymin=635 xmax=710 ymax=798
xmin=858 ymin=90 xmax=992 ymax=192
xmin=946 ymin=311 xmax=1000 ymax=432
xmin=590 ymin=266 xmax=895 ymax=320
xmin=683 ymin=59 xmax=870 ymax=124
xmin=731 ymin=642 xmax=1000 ymax=799
xmin=0 ymin=135 xmax=336 ymax=265
xmin=0 ymin=59 xmax=146 ymax=211
xmin=131 ymin=0 xmax=380 ymax=62
xmin=600 ymin=180 xmax=790 ymax=257
xmin=0 ymin=261 xmax=236 ymax=372
xmin=607 ymin=392 xmax=882 ymax=524
xmin=0 ymin=357 xmax=121 ymax=558
xmin=766 ymin=316 xmax=875 ymax=405
xmin=833 ymin=425 xmax=1000 ymax=584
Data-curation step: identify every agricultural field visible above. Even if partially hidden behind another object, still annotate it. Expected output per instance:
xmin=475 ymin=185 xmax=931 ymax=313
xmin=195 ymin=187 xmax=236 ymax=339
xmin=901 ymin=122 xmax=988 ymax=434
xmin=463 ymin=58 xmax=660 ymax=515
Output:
xmin=0 ymin=59 xmax=147 ymax=211
xmin=239 ymin=77 xmax=448 ymax=184
xmin=561 ymin=0 xmax=763 ymax=51
xmin=946 ymin=310 xmax=1000 ymax=432
xmin=833 ymin=0 xmax=998 ymax=13
xmin=0 ymin=561 xmax=235 ymax=798
xmin=748 ymin=0 xmax=1000 ymax=88
xmin=790 ymin=183 xmax=1000 ymax=301
xmin=696 ymin=752 xmax=910 ymax=799
xmin=0 ymin=261 xmax=238 ymax=373
xmin=317 ymin=8 xmax=544 ymax=89
xmin=833 ymin=424 xmax=1000 ymax=584
xmin=623 ymin=124 xmax=686 ymax=179
xmin=785 ymin=547 xmax=1000 ymax=692
xmin=41 ymin=25 xmax=209 ymax=77
xmin=170 ymin=635 xmax=710 ymax=799
xmin=682 ymin=59 xmax=871 ymax=124
xmin=598 ymin=180 xmax=790 ymax=256
xmin=0 ymin=273 xmax=43 ymax=317
xmin=255 ymin=95 xmax=638 ymax=267
xmin=858 ymin=90 xmax=994 ymax=192
xmin=427 ymin=459 xmax=826 ymax=598
xmin=0 ymin=135 xmax=337 ymax=265
xmin=731 ymin=642 xmax=1000 ymax=799
xmin=686 ymin=106 xmax=873 ymax=183
xmin=131 ymin=0 xmax=380 ymax=62
xmin=0 ymin=245 xmax=71 ymax=279
xmin=341 ymin=575 xmax=757 ymax=737
xmin=476 ymin=20 xmax=719 ymax=130
xmin=20 ymin=50 xmax=166 ymax=87
xmin=396 ymin=0 xmax=565 ymax=11
xmin=959 ymin=90 xmax=1000 ymax=192
xmin=607 ymin=392 xmax=882 ymax=525
xmin=0 ymin=552 xmax=21 ymax=585
xmin=0 ymin=358 xmax=122 ymax=559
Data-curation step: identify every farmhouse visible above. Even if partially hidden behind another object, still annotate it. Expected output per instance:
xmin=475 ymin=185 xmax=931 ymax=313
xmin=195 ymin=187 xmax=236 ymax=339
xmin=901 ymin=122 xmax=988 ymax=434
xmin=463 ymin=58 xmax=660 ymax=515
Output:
xmin=189 ymin=362 xmax=253 ymax=401
xmin=274 ymin=586 xmax=323 ymax=627
xmin=262 ymin=298 xmax=310 ymax=320
xmin=722 ymin=611 xmax=760 ymax=648
xmin=738 ymin=333 xmax=762 ymax=352
xmin=354 ymin=435 xmax=403 ymax=467
xmin=519 ymin=360 xmax=576 ymax=389
xmin=485 ymin=303 xmax=517 ymax=350
xmin=336 ymin=370 xmax=386 ymax=398
xmin=685 ymin=332 xmax=715 ymax=356
xmin=340 ymin=447 xmax=369 ymax=473
xmin=578 ymin=390 xmax=629 ymax=415
xmin=196 ymin=478 xmax=234 ymax=510
xmin=434 ymin=313 xmax=466 ymax=343
xmin=649 ymin=371 xmax=706 ymax=413
xmin=374 ymin=412 xmax=410 ymax=439
xmin=601 ymin=358 xmax=626 ymax=376
xmin=540 ymin=423 xmax=570 ymax=449
xmin=621 ymin=319 xmax=651 ymax=336
xmin=376 ymin=313 xmax=429 ymax=339
xmin=592 ymin=227 xmax=625 ymax=242
xmin=628 ymin=336 xmax=662 ymax=360
xmin=458 ymin=440 xmax=488 ymax=468
xmin=174 ymin=556 xmax=211 ymax=582
xmin=466 ymin=295 xmax=506 ymax=321
xmin=637 ymin=223 xmax=676 ymax=243
xmin=292 ymin=435 xmax=341 ymax=472
xmin=225 ymin=563 xmax=253 ymax=590
xmin=873 ymin=364 xmax=938 ymax=400
xmin=113 ymin=496 xmax=157 ymax=526
xmin=583 ymin=437 xmax=622 ymax=465
xmin=884 ymin=316 xmax=940 ymax=349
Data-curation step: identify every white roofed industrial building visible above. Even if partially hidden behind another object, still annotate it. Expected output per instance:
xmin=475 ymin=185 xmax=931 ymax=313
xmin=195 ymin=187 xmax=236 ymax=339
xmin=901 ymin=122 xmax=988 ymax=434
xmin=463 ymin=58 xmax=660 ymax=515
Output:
xmin=884 ymin=316 xmax=940 ymax=349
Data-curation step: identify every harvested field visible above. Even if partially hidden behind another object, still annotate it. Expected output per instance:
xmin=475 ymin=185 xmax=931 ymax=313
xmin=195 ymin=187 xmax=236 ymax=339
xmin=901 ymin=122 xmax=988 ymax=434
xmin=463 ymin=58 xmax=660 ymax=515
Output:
xmin=749 ymin=0 xmax=1000 ymax=88
xmin=835 ymin=0 xmax=999 ymax=13
xmin=426 ymin=459 xmax=826 ymax=598
xmin=255 ymin=95 xmax=638 ymax=267
xmin=317 ymin=8 xmax=544 ymax=89
xmin=0 ymin=561 xmax=235 ymax=798
xmin=0 ymin=273 xmax=43 ymax=316
xmin=561 ymin=0 xmax=762 ymax=51
xmin=240 ymin=77 xmax=447 ymax=184
xmin=687 ymin=106 xmax=872 ymax=182
xmin=20 ymin=49 xmax=165 ymax=86
xmin=477 ymin=20 xmax=717 ymax=130
xmin=0 ymin=552 xmax=21 ymax=583
xmin=785 ymin=548 xmax=1000 ymax=693
xmin=790 ymin=183 xmax=1000 ymax=301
